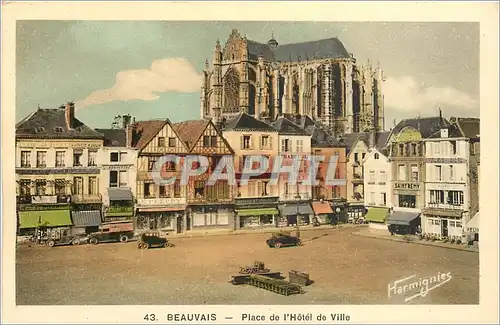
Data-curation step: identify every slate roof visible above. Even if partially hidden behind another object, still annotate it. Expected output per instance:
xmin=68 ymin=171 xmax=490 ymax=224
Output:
xmin=282 ymin=114 xmax=316 ymax=129
xmin=127 ymin=120 xmax=167 ymax=150
xmin=172 ymin=119 xmax=210 ymax=150
xmin=342 ymin=131 xmax=391 ymax=154
xmin=456 ymin=117 xmax=480 ymax=139
xmin=426 ymin=122 xmax=463 ymax=139
xmin=246 ymin=37 xmax=351 ymax=62
xmin=390 ymin=116 xmax=450 ymax=139
xmin=223 ymin=112 xmax=277 ymax=132
xmin=16 ymin=108 xmax=103 ymax=140
xmin=271 ymin=117 xmax=309 ymax=135
xmin=95 ymin=128 xmax=127 ymax=147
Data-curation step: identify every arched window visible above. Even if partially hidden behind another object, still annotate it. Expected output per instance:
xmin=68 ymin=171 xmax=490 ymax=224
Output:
xmin=223 ymin=68 xmax=240 ymax=113
xmin=374 ymin=153 xmax=380 ymax=159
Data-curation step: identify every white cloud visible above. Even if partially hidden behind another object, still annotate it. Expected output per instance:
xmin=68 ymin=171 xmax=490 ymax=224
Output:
xmin=75 ymin=58 xmax=202 ymax=109
xmin=383 ymin=76 xmax=479 ymax=117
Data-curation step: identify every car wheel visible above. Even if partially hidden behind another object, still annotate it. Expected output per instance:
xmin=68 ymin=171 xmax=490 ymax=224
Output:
xmin=47 ymin=240 xmax=55 ymax=247
xmin=72 ymin=238 xmax=81 ymax=246
xmin=119 ymin=235 xmax=128 ymax=243
xmin=144 ymin=243 xmax=150 ymax=249
xmin=274 ymin=242 xmax=282 ymax=249
xmin=89 ymin=237 xmax=98 ymax=245
xmin=297 ymin=239 xmax=302 ymax=246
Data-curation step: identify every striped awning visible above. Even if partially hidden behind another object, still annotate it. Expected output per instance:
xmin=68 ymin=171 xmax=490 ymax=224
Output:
xmin=71 ymin=210 xmax=102 ymax=227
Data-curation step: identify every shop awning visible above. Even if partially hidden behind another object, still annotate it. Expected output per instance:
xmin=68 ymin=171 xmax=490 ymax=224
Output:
xmin=19 ymin=209 xmax=72 ymax=229
xmin=311 ymin=201 xmax=334 ymax=215
xmin=108 ymin=188 xmax=133 ymax=201
xmin=279 ymin=203 xmax=314 ymax=216
xmin=467 ymin=212 xmax=479 ymax=230
xmin=236 ymin=208 xmax=278 ymax=216
xmin=365 ymin=208 xmax=389 ymax=223
xmin=71 ymin=210 xmax=102 ymax=227
xmin=386 ymin=211 xmax=420 ymax=226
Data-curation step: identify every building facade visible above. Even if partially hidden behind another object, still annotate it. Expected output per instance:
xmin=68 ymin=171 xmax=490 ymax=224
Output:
xmin=172 ymin=119 xmax=235 ymax=232
xmin=362 ymin=133 xmax=392 ymax=229
xmin=201 ymin=29 xmax=385 ymax=133
xmin=421 ymin=118 xmax=480 ymax=240
xmin=271 ymin=116 xmax=314 ymax=226
xmin=344 ymin=134 xmax=369 ymax=221
xmin=129 ymin=119 xmax=190 ymax=234
xmin=95 ymin=115 xmax=137 ymax=223
xmin=222 ymin=113 xmax=280 ymax=229
xmin=16 ymin=102 xmax=104 ymax=234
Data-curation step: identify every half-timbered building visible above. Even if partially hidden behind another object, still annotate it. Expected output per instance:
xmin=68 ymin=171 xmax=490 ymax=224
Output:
xmin=129 ymin=119 xmax=190 ymax=234
xmin=172 ymin=119 xmax=236 ymax=231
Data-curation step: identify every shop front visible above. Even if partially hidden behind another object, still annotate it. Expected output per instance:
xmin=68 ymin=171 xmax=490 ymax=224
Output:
xmin=234 ymin=196 xmax=279 ymax=230
xmin=18 ymin=206 xmax=73 ymax=238
xmin=421 ymin=205 xmax=465 ymax=240
xmin=188 ymin=204 xmax=234 ymax=232
xmin=311 ymin=201 xmax=334 ymax=225
xmin=386 ymin=210 xmax=421 ymax=235
xmin=278 ymin=203 xmax=314 ymax=227
xmin=104 ymin=188 xmax=135 ymax=223
xmin=135 ymin=197 xmax=186 ymax=234
xmin=364 ymin=207 xmax=390 ymax=230
xmin=71 ymin=210 xmax=102 ymax=234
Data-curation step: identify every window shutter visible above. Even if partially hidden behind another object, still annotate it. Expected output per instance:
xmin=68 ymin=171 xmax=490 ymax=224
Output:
xmin=240 ymin=135 xmax=244 ymax=149
xmin=269 ymin=135 xmax=273 ymax=150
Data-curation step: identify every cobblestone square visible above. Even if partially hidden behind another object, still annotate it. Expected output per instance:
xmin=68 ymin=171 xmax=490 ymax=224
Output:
xmin=16 ymin=227 xmax=479 ymax=305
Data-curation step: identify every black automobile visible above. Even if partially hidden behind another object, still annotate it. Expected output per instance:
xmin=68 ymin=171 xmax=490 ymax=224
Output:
xmin=137 ymin=233 xmax=171 ymax=249
xmin=88 ymin=231 xmax=134 ymax=245
xmin=46 ymin=234 xmax=89 ymax=248
xmin=266 ymin=234 xmax=302 ymax=248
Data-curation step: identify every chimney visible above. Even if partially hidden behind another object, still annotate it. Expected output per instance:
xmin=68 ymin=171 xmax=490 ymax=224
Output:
xmin=122 ymin=114 xmax=132 ymax=129
xmin=368 ymin=127 xmax=377 ymax=149
xmin=65 ymin=101 xmax=75 ymax=129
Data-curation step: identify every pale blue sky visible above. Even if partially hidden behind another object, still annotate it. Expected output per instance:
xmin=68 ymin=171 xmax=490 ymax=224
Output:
xmin=16 ymin=21 xmax=479 ymax=129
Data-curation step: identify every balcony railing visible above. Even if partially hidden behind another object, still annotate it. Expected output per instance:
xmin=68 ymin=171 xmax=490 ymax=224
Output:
xmin=72 ymin=194 xmax=102 ymax=204
xmin=16 ymin=194 xmax=70 ymax=205
xmin=281 ymin=193 xmax=312 ymax=201
xmin=104 ymin=205 xmax=134 ymax=216
xmin=425 ymin=202 xmax=464 ymax=210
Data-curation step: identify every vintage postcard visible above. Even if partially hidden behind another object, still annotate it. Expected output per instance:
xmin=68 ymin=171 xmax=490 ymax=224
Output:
xmin=1 ymin=1 xmax=499 ymax=324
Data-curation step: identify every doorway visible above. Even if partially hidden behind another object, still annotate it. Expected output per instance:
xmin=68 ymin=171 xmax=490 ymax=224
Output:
xmin=441 ymin=219 xmax=448 ymax=237
xmin=176 ymin=215 xmax=183 ymax=234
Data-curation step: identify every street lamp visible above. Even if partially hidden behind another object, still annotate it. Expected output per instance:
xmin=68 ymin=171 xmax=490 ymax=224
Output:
xmin=295 ymin=192 xmax=301 ymax=238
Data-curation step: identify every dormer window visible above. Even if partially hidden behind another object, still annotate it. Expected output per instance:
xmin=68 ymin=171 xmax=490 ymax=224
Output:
xmin=111 ymin=141 xmax=120 ymax=146
xmin=35 ymin=127 xmax=46 ymax=133
xmin=55 ymin=127 xmax=64 ymax=133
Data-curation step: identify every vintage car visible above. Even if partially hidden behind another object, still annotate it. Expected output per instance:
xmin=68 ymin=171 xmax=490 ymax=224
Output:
xmin=46 ymin=233 xmax=89 ymax=248
xmin=266 ymin=232 xmax=302 ymax=248
xmin=137 ymin=232 xmax=173 ymax=249
xmin=88 ymin=221 xmax=135 ymax=245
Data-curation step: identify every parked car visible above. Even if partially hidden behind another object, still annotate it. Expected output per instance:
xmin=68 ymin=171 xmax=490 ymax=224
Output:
xmin=88 ymin=221 xmax=134 ymax=245
xmin=46 ymin=233 xmax=88 ymax=247
xmin=88 ymin=231 xmax=134 ymax=245
xmin=137 ymin=232 xmax=172 ymax=249
xmin=266 ymin=233 xmax=302 ymax=248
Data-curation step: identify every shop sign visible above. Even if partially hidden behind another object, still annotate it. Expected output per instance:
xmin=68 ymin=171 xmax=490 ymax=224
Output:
xmin=137 ymin=197 xmax=187 ymax=206
xmin=394 ymin=182 xmax=420 ymax=190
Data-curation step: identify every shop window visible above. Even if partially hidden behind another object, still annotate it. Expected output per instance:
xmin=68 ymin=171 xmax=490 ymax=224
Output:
xmin=398 ymin=194 xmax=416 ymax=208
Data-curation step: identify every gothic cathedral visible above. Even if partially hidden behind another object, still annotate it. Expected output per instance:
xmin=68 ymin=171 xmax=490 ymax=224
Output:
xmin=201 ymin=29 xmax=385 ymax=133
